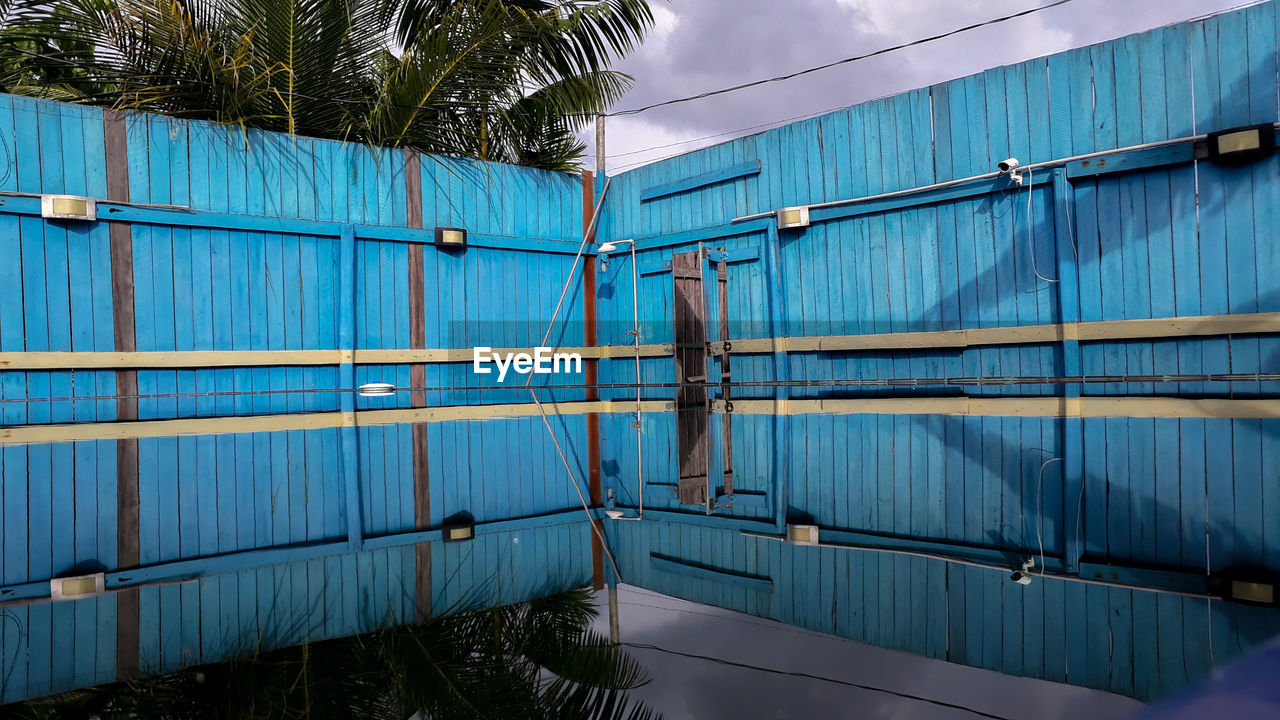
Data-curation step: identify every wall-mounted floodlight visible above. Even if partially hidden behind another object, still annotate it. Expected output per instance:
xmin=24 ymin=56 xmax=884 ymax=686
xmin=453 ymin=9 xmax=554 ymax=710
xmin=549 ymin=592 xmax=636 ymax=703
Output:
xmin=785 ymin=524 xmax=819 ymax=545
xmin=605 ymin=509 xmax=625 ymax=519
xmin=776 ymin=206 xmax=810 ymax=230
xmin=1206 ymin=124 xmax=1276 ymax=165
xmin=357 ymin=382 xmax=396 ymax=397
xmin=442 ymin=520 xmax=475 ymax=542
xmin=41 ymin=195 xmax=97 ymax=221
xmin=434 ymin=226 xmax=467 ymax=247
xmin=50 ymin=572 xmax=105 ymax=601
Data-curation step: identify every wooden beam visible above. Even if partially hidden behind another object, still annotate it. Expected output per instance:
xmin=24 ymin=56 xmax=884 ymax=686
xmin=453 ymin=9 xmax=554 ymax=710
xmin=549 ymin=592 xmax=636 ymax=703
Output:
xmin=583 ymin=169 xmax=604 ymax=591
xmin=104 ymin=107 xmax=140 ymax=681
xmin=7 ymin=303 xmax=1273 ymax=371
xmin=0 ymin=193 xmax=588 ymax=255
xmin=712 ymin=311 xmax=1280 ymax=355
xmin=639 ymin=160 xmax=761 ymax=203
xmin=0 ymin=400 xmax=677 ymax=446
xmin=0 ymin=344 xmax=674 ymax=370
xmin=649 ymin=554 xmax=772 ymax=592
xmin=725 ymin=396 xmax=1280 ymax=419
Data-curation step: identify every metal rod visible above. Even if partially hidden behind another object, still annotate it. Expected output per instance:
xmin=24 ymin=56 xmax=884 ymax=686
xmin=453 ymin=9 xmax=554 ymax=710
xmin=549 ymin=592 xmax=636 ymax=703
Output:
xmin=527 ymin=385 xmax=623 ymax=582
xmin=731 ymin=124 xmax=1280 ymax=224
xmin=526 ymin=176 xmax=613 ymax=386
xmin=6 ymin=372 xmax=1280 ymax=404
xmin=596 ymin=114 xmax=606 ymax=178
xmin=739 ymin=531 xmax=1216 ymax=599
xmin=632 ymin=239 xmax=644 ymax=520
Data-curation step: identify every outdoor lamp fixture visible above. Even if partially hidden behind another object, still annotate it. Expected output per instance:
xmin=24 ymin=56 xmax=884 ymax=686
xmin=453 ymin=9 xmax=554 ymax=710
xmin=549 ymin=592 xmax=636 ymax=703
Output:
xmin=605 ymin=509 xmax=625 ymax=519
xmin=50 ymin=572 xmax=106 ymax=601
xmin=41 ymin=195 xmax=96 ymax=221
xmin=442 ymin=520 xmax=476 ymax=543
xmin=785 ymin=524 xmax=819 ymax=546
xmin=357 ymin=382 xmax=396 ymax=397
xmin=775 ymin=206 xmax=810 ymax=230
xmin=1205 ymin=124 xmax=1276 ymax=165
xmin=434 ymin=226 xmax=468 ymax=247
xmin=597 ymin=239 xmax=634 ymax=272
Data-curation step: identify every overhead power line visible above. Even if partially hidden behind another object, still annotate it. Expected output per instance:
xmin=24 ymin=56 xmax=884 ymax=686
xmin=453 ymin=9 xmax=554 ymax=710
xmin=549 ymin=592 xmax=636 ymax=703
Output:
xmin=620 ymin=642 xmax=1013 ymax=720
xmin=606 ymin=0 xmax=1077 ymax=117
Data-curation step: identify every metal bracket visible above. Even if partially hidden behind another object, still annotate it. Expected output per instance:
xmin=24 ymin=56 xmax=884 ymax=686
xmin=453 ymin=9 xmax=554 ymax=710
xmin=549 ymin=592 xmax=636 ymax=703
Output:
xmin=710 ymin=399 xmax=734 ymax=413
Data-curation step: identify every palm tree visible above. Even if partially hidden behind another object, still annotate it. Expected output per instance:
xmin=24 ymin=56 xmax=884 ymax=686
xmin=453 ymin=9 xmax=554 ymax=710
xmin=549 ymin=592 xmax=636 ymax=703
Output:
xmin=0 ymin=0 xmax=653 ymax=171
xmin=6 ymin=588 xmax=661 ymax=720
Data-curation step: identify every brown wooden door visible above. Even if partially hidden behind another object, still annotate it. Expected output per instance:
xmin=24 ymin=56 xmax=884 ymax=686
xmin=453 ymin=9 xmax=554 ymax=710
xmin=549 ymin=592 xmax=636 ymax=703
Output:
xmin=671 ymin=250 xmax=709 ymax=507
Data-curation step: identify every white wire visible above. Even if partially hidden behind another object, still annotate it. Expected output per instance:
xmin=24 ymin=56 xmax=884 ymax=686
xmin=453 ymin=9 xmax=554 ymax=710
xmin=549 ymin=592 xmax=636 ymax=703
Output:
xmin=1035 ymin=457 xmax=1063 ymax=576
xmin=1026 ymin=164 xmax=1058 ymax=284
xmin=527 ymin=386 xmax=623 ymax=583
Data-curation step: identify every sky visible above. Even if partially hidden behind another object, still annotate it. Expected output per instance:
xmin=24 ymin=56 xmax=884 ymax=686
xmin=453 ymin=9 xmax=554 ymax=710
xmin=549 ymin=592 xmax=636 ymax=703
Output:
xmin=582 ymin=0 xmax=1260 ymax=172
xmin=591 ymin=585 xmax=1145 ymax=719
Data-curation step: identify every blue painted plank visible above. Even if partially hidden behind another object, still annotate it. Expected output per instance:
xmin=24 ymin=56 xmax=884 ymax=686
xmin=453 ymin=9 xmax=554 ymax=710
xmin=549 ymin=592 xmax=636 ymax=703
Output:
xmin=640 ymin=160 xmax=761 ymax=203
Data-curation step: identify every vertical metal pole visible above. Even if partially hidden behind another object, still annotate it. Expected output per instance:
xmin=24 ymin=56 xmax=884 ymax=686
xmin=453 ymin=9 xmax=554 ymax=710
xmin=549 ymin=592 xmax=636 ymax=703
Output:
xmin=339 ymin=223 xmax=363 ymax=551
xmin=1051 ymin=168 xmax=1083 ymax=573
xmin=595 ymin=115 xmax=606 ymax=179
xmin=608 ymin=585 xmax=620 ymax=644
xmin=631 ymin=241 xmax=643 ymax=519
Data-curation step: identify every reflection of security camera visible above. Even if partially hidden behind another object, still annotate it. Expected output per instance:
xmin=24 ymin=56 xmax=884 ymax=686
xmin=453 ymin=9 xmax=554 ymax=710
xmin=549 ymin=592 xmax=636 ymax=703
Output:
xmin=1010 ymin=556 xmax=1035 ymax=585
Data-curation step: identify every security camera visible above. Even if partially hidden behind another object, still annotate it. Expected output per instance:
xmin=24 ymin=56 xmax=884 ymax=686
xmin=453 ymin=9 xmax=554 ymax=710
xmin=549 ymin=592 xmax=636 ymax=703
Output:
xmin=1010 ymin=571 xmax=1033 ymax=585
xmin=997 ymin=157 xmax=1020 ymax=172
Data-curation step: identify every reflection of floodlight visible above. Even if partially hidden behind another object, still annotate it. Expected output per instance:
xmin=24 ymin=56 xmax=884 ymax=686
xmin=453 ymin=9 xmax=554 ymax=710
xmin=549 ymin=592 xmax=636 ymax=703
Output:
xmin=785 ymin=524 xmax=819 ymax=545
xmin=443 ymin=520 xmax=475 ymax=542
xmin=1206 ymin=124 xmax=1276 ymax=164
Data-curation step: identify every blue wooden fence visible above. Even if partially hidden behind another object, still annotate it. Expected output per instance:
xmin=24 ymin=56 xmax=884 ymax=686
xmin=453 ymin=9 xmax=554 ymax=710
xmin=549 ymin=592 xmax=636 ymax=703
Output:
xmin=594 ymin=0 xmax=1280 ymax=703
xmin=2 ymin=0 xmax=1280 ymax=709
xmin=0 ymin=93 xmax=597 ymax=703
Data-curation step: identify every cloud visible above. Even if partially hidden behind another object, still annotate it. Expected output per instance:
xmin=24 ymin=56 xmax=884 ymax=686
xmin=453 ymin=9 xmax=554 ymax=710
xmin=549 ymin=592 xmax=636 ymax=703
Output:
xmin=587 ymin=0 xmax=1252 ymax=168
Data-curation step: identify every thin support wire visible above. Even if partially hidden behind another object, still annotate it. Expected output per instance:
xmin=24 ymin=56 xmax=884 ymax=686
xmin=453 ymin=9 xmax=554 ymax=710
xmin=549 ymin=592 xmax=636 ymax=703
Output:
xmin=527 ymin=386 xmax=622 ymax=583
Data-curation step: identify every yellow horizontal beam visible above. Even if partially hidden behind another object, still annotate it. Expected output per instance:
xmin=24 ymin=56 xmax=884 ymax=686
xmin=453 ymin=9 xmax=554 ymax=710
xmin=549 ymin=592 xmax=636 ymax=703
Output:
xmin=0 ymin=344 xmax=671 ymax=370
xmin=0 ymin=400 xmax=676 ymax=446
xmin=0 ymin=350 xmax=345 ymax=369
xmin=729 ymin=396 xmax=1280 ymax=419
xmin=3 ymin=311 xmax=1276 ymax=370
xmin=4 ymin=394 xmax=1273 ymax=447
xmin=715 ymin=311 xmax=1280 ymax=354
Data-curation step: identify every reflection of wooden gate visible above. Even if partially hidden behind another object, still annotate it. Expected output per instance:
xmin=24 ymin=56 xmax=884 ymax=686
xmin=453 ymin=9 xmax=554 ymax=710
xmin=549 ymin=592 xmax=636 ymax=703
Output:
xmin=672 ymin=250 xmax=708 ymax=506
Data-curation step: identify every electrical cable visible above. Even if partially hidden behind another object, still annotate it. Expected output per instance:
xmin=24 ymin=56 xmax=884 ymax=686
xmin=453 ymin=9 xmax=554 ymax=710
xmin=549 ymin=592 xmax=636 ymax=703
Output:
xmin=1023 ymin=163 xmax=1058 ymax=283
xmin=1034 ymin=457 xmax=1062 ymax=576
xmin=619 ymin=642 xmax=1014 ymax=720
xmin=616 ymin=600 xmax=864 ymax=643
xmin=606 ymin=0 xmax=1077 ymax=117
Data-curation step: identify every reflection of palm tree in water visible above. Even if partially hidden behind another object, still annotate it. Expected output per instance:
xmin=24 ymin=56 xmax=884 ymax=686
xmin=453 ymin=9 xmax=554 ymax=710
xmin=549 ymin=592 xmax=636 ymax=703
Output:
xmin=7 ymin=589 xmax=660 ymax=720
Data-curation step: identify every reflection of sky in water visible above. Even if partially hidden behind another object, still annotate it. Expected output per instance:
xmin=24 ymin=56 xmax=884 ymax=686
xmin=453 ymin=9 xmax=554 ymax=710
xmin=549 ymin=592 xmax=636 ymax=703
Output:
xmin=593 ymin=585 xmax=1143 ymax=720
